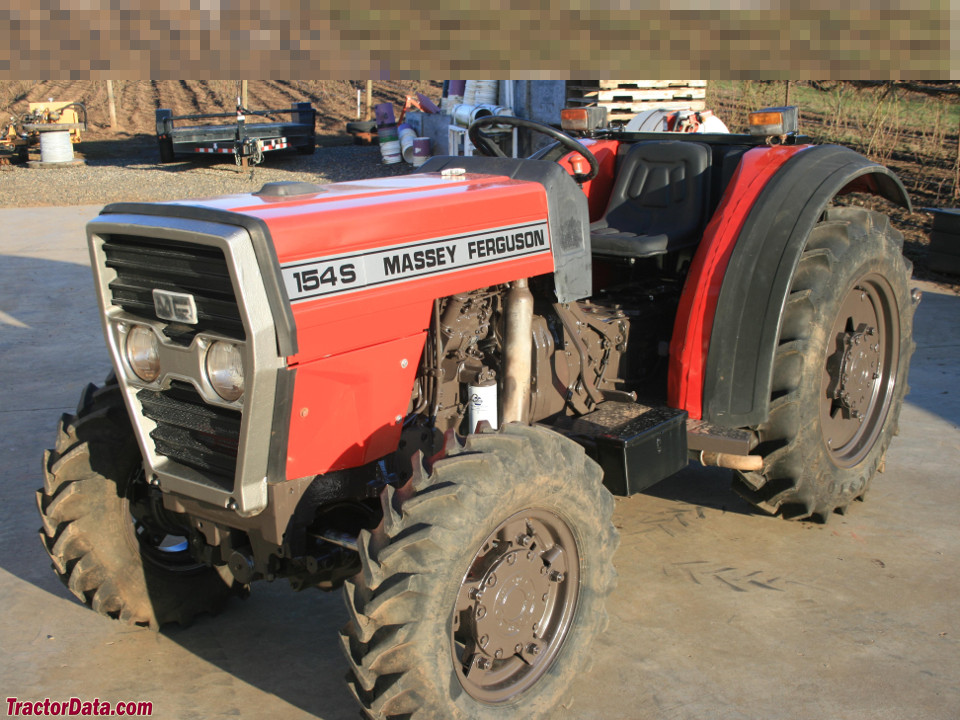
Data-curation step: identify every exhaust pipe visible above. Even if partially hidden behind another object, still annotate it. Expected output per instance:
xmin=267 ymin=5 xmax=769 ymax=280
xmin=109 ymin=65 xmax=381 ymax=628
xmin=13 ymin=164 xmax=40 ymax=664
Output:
xmin=699 ymin=450 xmax=764 ymax=472
xmin=501 ymin=278 xmax=533 ymax=424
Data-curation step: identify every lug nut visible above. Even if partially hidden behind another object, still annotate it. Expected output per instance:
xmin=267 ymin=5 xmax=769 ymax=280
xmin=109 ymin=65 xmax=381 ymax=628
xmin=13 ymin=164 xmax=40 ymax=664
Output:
xmin=517 ymin=534 xmax=532 ymax=547
xmin=476 ymin=657 xmax=491 ymax=670
xmin=469 ymin=588 xmax=483 ymax=601
xmin=549 ymin=570 xmax=565 ymax=583
xmin=527 ymin=643 xmax=540 ymax=655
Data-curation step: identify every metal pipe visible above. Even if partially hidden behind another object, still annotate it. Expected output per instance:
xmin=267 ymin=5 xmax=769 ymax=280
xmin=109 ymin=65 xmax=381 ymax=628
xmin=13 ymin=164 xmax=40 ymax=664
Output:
xmin=699 ymin=450 xmax=764 ymax=472
xmin=502 ymin=279 xmax=533 ymax=424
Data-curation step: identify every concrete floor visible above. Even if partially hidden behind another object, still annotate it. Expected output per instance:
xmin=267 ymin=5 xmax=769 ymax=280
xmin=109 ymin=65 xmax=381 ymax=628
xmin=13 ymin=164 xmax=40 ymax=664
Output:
xmin=1 ymin=206 xmax=958 ymax=719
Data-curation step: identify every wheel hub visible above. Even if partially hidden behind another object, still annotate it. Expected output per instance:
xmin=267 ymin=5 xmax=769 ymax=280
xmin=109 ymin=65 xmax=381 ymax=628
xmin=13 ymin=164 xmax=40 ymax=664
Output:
xmin=820 ymin=276 xmax=900 ymax=467
xmin=834 ymin=323 xmax=882 ymax=419
xmin=452 ymin=509 xmax=578 ymax=704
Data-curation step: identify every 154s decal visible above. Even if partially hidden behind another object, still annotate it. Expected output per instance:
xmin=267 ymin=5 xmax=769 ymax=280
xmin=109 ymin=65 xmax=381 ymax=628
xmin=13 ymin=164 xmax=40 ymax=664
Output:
xmin=281 ymin=221 xmax=551 ymax=303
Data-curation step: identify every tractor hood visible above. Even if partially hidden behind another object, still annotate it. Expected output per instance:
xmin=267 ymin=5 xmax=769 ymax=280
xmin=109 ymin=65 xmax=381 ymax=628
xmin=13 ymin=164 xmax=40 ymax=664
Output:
xmin=98 ymin=170 xmax=565 ymax=363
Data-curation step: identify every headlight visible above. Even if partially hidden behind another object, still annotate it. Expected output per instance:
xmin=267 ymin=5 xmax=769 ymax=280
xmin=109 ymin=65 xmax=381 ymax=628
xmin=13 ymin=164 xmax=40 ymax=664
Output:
xmin=125 ymin=325 xmax=160 ymax=382
xmin=206 ymin=341 xmax=244 ymax=402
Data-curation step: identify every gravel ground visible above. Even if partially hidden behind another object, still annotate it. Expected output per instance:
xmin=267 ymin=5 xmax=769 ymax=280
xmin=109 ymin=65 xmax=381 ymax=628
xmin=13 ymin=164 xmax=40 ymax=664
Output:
xmin=0 ymin=136 xmax=414 ymax=208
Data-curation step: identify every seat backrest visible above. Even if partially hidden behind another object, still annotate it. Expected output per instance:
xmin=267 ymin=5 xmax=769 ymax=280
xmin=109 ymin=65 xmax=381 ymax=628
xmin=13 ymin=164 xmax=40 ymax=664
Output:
xmin=602 ymin=140 xmax=711 ymax=247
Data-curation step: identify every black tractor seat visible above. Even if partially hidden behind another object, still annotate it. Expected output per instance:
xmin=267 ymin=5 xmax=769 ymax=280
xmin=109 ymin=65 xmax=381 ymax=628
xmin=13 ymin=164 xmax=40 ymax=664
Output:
xmin=590 ymin=140 xmax=711 ymax=258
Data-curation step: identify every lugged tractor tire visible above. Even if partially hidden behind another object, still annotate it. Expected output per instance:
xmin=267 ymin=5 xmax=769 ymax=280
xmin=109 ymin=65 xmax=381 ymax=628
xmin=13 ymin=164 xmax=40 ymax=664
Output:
xmin=37 ymin=374 xmax=239 ymax=629
xmin=340 ymin=423 xmax=619 ymax=720
xmin=734 ymin=206 xmax=917 ymax=521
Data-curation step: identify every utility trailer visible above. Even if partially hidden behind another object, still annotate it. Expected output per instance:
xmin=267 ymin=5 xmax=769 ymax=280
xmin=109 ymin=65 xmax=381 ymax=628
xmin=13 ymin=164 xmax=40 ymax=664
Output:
xmin=154 ymin=101 xmax=316 ymax=165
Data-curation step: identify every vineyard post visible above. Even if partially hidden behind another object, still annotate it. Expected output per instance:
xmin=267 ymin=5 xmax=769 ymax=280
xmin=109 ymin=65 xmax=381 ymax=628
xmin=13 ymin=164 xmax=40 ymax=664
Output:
xmin=106 ymin=80 xmax=117 ymax=130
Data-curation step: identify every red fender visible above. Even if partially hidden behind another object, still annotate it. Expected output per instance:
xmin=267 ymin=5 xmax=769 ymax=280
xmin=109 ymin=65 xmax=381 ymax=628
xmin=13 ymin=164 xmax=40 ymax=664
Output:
xmin=668 ymin=144 xmax=811 ymax=419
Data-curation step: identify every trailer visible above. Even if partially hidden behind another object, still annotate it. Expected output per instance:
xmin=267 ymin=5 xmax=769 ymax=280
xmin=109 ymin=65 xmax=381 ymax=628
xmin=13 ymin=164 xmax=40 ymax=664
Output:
xmin=155 ymin=101 xmax=316 ymax=164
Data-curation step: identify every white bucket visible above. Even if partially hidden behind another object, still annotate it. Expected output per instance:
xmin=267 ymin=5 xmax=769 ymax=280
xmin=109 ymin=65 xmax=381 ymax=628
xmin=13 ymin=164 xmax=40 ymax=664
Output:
xmin=399 ymin=126 xmax=418 ymax=164
xmin=452 ymin=103 xmax=493 ymax=127
xmin=474 ymin=80 xmax=499 ymax=106
xmin=463 ymin=80 xmax=478 ymax=105
xmin=380 ymin=140 xmax=401 ymax=164
xmin=441 ymin=95 xmax=463 ymax=115
xmin=39 ymin=131 xmax=74 ymax=163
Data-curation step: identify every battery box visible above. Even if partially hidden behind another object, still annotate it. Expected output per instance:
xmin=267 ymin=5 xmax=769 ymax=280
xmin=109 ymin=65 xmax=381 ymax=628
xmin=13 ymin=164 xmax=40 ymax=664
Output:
xmin=552 ymin=402 xmax=689 ymax=496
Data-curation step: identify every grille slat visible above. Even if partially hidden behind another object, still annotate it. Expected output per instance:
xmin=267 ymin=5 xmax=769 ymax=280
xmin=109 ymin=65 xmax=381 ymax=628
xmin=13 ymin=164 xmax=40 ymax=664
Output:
xmin=138 ymin=383 xmax=240 ymax=487
xmin=103 ymin=235 xmax=244 ymax=341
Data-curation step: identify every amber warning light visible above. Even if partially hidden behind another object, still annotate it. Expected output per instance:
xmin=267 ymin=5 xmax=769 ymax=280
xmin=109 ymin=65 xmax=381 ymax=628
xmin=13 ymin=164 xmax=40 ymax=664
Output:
xmin=748 ymin=106 xmax=798 ymax=137
xmin=561 ymin=107 xmax=607 ymax=132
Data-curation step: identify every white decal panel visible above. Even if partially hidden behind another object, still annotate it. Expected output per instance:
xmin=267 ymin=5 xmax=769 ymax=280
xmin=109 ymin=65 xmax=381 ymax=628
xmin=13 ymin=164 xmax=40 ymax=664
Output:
xmin=280 ymin=221 xmax=551 ymax=303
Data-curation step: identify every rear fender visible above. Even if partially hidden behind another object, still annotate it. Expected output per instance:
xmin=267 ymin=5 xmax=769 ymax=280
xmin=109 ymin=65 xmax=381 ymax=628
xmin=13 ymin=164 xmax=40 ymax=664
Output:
xmin=696 ymin=145 xmax=910 ymax=428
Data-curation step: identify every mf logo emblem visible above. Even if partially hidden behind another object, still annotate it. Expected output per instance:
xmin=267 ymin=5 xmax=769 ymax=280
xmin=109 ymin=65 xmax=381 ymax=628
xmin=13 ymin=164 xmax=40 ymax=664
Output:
xmin=152 ymin=289 xmax=199 ymax=325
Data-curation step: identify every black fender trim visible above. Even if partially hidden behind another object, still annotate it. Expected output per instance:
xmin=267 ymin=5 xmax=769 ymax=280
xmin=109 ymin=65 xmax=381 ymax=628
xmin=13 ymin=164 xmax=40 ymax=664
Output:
xmin=701 ymin=145 xmax=911 ymax=428
xmin=100 ymin=202 xmax=297 ymax=358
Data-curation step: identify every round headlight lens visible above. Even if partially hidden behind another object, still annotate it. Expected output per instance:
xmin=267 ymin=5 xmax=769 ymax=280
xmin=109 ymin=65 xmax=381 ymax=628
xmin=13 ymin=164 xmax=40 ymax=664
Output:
xmin=206 ymin=342 xmax=244 ymax=402
xmin=125 ymin=325 xmax=160 ymax=382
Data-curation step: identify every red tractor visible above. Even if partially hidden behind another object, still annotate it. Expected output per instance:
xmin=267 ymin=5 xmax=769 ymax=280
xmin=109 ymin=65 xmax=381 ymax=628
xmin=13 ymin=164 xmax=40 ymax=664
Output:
xmin=38 ymin=107 xmax=917 ymax=719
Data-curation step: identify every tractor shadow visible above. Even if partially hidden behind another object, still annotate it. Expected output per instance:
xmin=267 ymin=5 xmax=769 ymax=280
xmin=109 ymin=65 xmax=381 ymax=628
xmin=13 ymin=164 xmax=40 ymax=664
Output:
xmin=161 ymin=588 xmax=359 ymax=719
xmin=640 ymin=462 xmax=758 ymax=517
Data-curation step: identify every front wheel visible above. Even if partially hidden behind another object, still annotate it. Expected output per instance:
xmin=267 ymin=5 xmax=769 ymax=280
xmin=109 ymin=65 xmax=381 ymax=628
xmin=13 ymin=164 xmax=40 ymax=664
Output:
xmin=37 ymin=376 xmax=239 ymax=628
xmin=340 ymin=424 xmax=618 ymax=719
xmin=735 ymin=207 xmax=917 ymax=521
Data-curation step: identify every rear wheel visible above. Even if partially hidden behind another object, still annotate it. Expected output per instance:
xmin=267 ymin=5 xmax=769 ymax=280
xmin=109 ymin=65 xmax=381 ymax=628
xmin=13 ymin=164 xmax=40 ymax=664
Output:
xmin=734 ymin=207 xmax=917 ymax=521
xmin=37 ymin=375 xmax=239 ymax=628
xmin=340 ymin=424 xmax=618 ymax=719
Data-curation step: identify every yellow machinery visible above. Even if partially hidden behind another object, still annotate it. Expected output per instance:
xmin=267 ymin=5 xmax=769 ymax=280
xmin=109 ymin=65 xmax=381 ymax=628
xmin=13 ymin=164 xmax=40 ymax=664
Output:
xmin=1 ymin=101 xmax=86 ymax=162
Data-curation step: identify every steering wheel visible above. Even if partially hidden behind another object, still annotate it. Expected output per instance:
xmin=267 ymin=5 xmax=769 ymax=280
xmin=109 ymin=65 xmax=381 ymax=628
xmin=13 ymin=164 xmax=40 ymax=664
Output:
xmin=467 ymin=115 xmax=600 ymax=183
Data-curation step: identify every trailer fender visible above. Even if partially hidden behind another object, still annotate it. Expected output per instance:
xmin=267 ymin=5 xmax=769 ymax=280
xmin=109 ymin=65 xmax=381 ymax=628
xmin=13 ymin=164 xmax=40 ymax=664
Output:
xmin=701 ymin=144 xmax=911 ymax=428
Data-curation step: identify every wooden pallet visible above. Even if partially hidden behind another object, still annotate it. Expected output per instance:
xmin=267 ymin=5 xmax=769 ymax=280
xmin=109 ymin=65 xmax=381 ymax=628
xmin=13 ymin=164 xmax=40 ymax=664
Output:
xmin=605 ymin=101 xmax=708 ymax=123
xmin=566 ymin=80 xmax=708 ymax=123
xmin=592 ymin=80 xmax=707 ymax=90
xmin=568 ymin=88 xmax=706 ymax=104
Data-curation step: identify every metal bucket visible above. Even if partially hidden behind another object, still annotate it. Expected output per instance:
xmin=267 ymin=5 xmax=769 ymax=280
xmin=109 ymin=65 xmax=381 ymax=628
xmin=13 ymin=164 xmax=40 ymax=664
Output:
xmin=452 ymin=104 xmax=493 ymax=128
xmin=476 ymin=104 xmax=514 ymax=130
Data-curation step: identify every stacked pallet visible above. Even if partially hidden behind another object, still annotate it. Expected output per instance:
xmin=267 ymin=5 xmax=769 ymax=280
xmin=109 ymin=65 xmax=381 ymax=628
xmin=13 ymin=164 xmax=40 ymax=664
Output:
xmin=566 ymin=81 xmax=707 ymax=124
